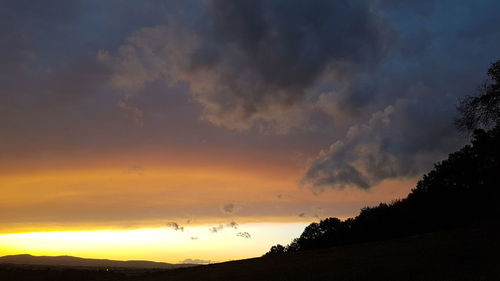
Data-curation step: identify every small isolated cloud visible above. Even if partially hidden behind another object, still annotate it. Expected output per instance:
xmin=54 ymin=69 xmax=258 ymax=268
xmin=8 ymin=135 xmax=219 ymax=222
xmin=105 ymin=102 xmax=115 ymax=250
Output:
xmin=226 ymin=221 xmax=238 ymax=229
xmin=222 ymin=203 xmax=235 ymax=213
xmin=181 ymin=258 xmax=212 ymax=264
xmin=166 ymin=222 xmax=184 ymax=231
xmin=209 ymin=221 xmax=239 ymax=233
xmin=298 ymin=213 xmax=305 ymax=218
xmin=236 ymin=232 xmax=251 ymax=239
xmin=209 ymin=224 xmax=224 ymax=233
xmin=190 ymin=236 xmax=198 ymax=240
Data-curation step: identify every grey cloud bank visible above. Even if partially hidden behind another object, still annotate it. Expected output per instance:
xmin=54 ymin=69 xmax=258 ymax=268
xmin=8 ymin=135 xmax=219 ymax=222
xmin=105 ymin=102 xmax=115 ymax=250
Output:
xmin=1 ymin=0 xmax=500 ymax=192
xmin=103 ymin=0 xmax=393 ymax=133
xmin=103 ymin=0 xmax=500 ymax=190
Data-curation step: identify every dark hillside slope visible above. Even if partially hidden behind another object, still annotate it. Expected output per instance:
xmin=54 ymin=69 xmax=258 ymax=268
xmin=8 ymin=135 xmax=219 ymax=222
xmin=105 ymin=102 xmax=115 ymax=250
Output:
xmin=1 ymin=226 xmax=498 ymax=281
xmin=0 ymin=254 xmax=192 ymax=269
xmin=137 ymin=225 xmax=500 ymax=281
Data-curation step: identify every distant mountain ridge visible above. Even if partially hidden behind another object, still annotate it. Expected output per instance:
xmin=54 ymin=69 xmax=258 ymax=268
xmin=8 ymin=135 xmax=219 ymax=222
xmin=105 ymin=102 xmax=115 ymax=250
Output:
xmin=0 ymin=254 xmax=193 ymax=269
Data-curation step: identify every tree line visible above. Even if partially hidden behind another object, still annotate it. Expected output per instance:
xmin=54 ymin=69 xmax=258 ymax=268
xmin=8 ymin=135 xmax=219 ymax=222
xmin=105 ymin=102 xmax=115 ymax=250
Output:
xmin=266 ymin=60 xmax=500 ymax=256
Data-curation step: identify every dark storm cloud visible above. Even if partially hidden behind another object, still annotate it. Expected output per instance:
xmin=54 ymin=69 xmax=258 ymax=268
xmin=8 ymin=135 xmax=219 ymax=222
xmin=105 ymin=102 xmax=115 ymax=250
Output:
xmin=2 ymin=0 xmax=500 ymax=194
xmin=304 ymin=85 xmax=471 ymax=190
xmin=99 ymin=0 xmax=468 ymax=192
xmin=88 ymin=0 xmax=500 ymax=189
xmin=303 ymin=0 xmax=500 ymax=190
xmin=303 ymin=106 xmax=403 ymax=189
xmin=104 ymin=0 xmax=393 ymax=133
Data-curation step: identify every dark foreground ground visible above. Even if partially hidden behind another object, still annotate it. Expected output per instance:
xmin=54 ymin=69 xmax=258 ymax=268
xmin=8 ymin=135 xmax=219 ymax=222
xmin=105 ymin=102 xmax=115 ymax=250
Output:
xmin=1 ymin=225 xmax=499 ymax=281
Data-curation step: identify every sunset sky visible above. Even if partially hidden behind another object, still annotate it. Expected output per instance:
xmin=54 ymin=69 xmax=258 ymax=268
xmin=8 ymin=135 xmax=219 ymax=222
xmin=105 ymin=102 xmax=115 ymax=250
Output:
xmin=1 ymin=0 xmax=500 ymax=263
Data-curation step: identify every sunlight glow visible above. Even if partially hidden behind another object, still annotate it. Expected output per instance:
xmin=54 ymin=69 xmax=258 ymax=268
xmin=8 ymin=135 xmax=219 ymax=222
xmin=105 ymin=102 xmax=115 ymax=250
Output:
xmin=0 ymin=223 xmax=307 ymax=263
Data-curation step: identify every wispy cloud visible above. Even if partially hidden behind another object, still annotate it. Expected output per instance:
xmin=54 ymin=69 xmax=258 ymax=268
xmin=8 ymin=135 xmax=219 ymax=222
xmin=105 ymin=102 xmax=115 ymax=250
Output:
xmin=209 ymin=224 xmax=224 ymax=233
xmin=117 ymin=99 xmax=144 ymax=127
xmin=236 ymin=232 xmax=251 ymax=239
xmin=181 ymin=258 xmax=212 ymax=264
xmin=209 ymin=221 xmax=239 ymax=233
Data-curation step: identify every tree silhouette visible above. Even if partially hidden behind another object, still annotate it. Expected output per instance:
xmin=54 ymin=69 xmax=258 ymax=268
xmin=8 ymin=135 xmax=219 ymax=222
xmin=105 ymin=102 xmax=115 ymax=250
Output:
xmin=265 ymin=62 xmax=500 ymax=257
xmin=266 ymin=244 xmax=286 ymax=255
xmin=456 ymin=60 xmax=500 ymax=133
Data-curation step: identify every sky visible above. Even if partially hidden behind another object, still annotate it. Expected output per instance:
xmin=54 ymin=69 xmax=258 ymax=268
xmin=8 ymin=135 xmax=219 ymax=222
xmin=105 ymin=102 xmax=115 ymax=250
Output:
xmin=1 ymin=0 xmax=500 ymax=263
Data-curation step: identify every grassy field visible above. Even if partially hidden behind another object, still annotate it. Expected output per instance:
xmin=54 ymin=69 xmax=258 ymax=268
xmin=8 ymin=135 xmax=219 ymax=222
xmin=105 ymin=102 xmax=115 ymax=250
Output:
xmin=1 ymin=225 xmax=499 ymax=281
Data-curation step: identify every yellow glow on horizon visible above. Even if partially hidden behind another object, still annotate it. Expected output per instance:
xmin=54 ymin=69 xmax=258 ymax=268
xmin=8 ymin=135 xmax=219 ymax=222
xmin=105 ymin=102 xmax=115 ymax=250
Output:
xmin=0 ymin=223 xmax=308 ymax=263
xmin=0 ymin=162 xmax=416 ymax=237
xmin=0 ymin=157 xmax=417 ymax=265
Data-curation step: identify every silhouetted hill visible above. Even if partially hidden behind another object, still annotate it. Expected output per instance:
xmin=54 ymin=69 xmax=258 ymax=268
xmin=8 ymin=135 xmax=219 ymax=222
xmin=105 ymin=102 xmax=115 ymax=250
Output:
xmin=144 ymin=225 xmax=500 ymax=281
xmin=1 ymin=226 xmax=499 ymax=280
xmin=0 ymin=254 xmax=193 ymax=269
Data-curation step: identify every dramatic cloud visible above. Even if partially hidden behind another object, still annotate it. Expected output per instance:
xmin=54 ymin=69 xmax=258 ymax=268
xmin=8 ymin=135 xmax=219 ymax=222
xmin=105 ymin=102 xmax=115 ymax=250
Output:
xmin=303 ymin=106 xmax=397 ymax=189
xmin=236 ymin=232 xmax=251 ymax=239
xmin=99 ymin=0 xmax=500 ymax=192
xmin=103 ymin=0 xmax=393 ymax=133
xmin=166 ymin=222 xmax=184 ymax=231
xmin=303 ymin=99 xmax=463 ymax=190
xmin=2 ymin=0 xmax=500 ymax=236
xmin=300 ymin=1 xmax=500 ymax=190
